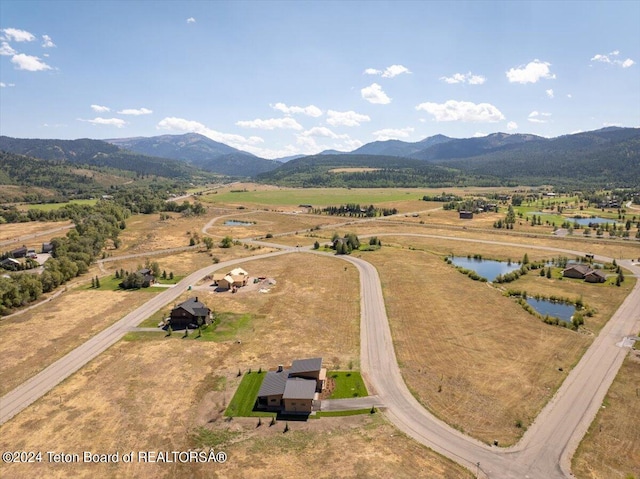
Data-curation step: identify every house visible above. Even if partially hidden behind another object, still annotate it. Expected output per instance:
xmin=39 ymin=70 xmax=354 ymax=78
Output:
xmin=459 ymin=211 xmax=474 ymax=219
xmin=256 ymin=357 xmax=326 ymax=414
xmin=584 ymin=269 xmax=607 ymax=283
xmin=137 ymin=268 xmax=156 ymax=287
xmin=563 ymin=264 xmax=607 ymax=283
xmin=11 ymin=246 xmax=27 ymax=258
xmin=213 ymin=267 xmax=249 ymax=290
xmin=562 ymin=264 xmax=592 ymax=279
xmin=168 ymin=297 xmax=212 ymax=330
xmin=0 ymin=257 xmax=20 ymax=270
xmin=42 ymin=243 xmax=54 ymax=254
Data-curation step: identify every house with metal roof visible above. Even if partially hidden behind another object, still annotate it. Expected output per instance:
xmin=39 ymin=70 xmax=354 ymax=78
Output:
xmin=256 ymin=357 xmax=326 ymax=414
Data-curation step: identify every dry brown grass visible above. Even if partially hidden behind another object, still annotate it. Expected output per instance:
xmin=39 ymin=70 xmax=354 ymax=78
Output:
xmin=0 ymin=338 xmax=470 ymax=479
xmin=366 ymin=246 xmax=593 ymax=445
xmin=0 ymin=220 xmax=73 ymax=244
xmin=572 ymin=352 xmax=640 ymax=479
xmin=0 ymin=251 xmax=470 ymax=478
xmin=0 ymin=287 xmax=157 ymax=396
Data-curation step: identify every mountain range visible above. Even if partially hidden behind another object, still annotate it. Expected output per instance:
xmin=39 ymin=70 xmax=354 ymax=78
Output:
xmin=1 ymin=127 xmax=639 ymax=188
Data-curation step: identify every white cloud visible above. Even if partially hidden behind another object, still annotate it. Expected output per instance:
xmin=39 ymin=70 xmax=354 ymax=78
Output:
xmin=157 ymin=117 xmax=264 ymax=150
xmin=440 ymin=71 xmax=486 ymax=85
xmin=271 ymin=102 xmax=322 ymax=117
xmin=10 ymin=53 xmax=52 ymax=71
xmin=81 ymin=117 xmax=127 ymax=128
xmin=186 ymin=17 xmax=196 ymax=23
xmin=361 ymin=83 xmax=391 ymax=104
xmin=1 ymin=28 xmax=35 ymax=42
xmin=0 ymin=42 xmax=16 ymax=56
xmin=301 ymin=127 xmax=350 ymax=139
xmin=567 ymin=93 xmax=572 ymax=98
xmin=364 ymin=64 xmax=411 ymax=78
xmin=528 ymin=111 xmax=552 ymax=123
xmin=507 ymin=121 xmax=518 ymax=131
xmin=603 ymin=122 xmax=622 ymax=127
xmin=546 ymin=89 xmax=554 ymax=98
xmin=473 ymin=132 xmax=488 ymax=138
xmin=590 ymin=50 xmax=635 ymax=68
xmin=91 ymin=104 xmax=110 ymax=112
xmin=0 ymin=82 xmax=13 ymax=87
xmin=506 ymin=59 xmax=556 ymax=84
xmin=118 ymin=107 xmax=153 ymax=115
xmin=326 ymin=110 xmax=371 ymax=127
xmin=41 ymin=34 xmax=55 ymax=48
xmin=236 ymin=117 xmax=303 ymax=130
xmin=415 ymin=100 xmax=505 ymax=122
xmin=372 ymin=127 xmax=414 ymax=141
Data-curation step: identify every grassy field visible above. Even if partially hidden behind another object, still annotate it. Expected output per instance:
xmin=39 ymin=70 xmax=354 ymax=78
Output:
xmin=224 ymin=371 xmax=273 ymax=417
xmin=0 ymin=219 xmax=73 ymax=244
xmin=328 ymin=371 xmax=368 ymax=399
xmin=572 ymin=352 xmax=640 ymax=479
xmin=19 ymin=199 xmax=98 ymax=211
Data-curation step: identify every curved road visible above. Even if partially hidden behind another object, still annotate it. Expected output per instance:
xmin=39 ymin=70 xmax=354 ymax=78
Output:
xmin=1 ymin=233 xmax=639 ymax=479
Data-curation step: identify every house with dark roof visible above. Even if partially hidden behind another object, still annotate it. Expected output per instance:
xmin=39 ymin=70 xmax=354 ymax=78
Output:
xmin=11 ymin=246 xmax=28 ymax=258
xmin=0 ymin=257 xmax=20 ymax=270
xmin=42 ymin=242 xmax=54 ymax=254
xmin=137 ymin=268 xmax=156 ymax=287
xmin=563 ymin=264 xmax=607 ymax=283
xmin=256 ymin=357 xmax=326 ymax=414
xmin=168 ymin=297 xmax=212 ymax=330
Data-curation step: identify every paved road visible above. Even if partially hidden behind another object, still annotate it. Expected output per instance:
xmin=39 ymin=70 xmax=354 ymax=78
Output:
xmin=2 ymin=231 xmax=639 ymax=479
xmin=320 ymin=396 xmax=385 ymax=411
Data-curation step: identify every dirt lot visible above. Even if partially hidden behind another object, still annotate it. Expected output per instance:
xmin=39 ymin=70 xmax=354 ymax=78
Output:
xmin=572 ymin=351 xmax=640 ymax=479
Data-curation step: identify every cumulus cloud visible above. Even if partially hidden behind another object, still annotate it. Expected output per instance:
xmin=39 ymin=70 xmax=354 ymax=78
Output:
xmin=0 ymin=82 xmax=15 ymax=87
xmin=118 ymin=107 xmax=153 ymax=115
xmin=41 ymin=34 xmax=55 ymax=48
xmin=546 ymin=89 xmax=554 ymax=98
xmin=0 ymin=42 xmax=16 ymax=56
xmin=326 ymin=110 xmax=371 ymax=127
xmin=11 ymin=53 xmax=51 ymax=71
xmin=186 ymin=17 xmax=196 ymax=23
xmin=440 ymin=72 xmax=486 ymax=85
xmin=361 ymin=83 xmax=391 ymax=104
xmin=295 ymin=129 xmax=362 ymax=156
xmin=372 ymin=127 xmax=414 ymax=141
xmin=506 ymin=121 xmax=518 ymax=131
xmin=364 ymin=64 xmax=411 ymax=78
xmin=271 ymin=102 xmax=322 ymax=117
xmin=506 ymin=59 xmax=556 ymax=84
xmin=473 ymin=132 xmax=488 ymax=138
xmin=91 ymin=104 xmax=110 ymax=112
xmin=415 ymin=100 xmax=504 ymax=122
xmin=591 ymin=50 xmax=635 ymax=68
xmin=157 ymin=117 xmax=264 ymax=150
xmin=80 ymin=117 xmax=127 ymax=128
xmin=528 ymin=111 xmax=552 ymax=123
xmin=300 ymin=127 xmax=350 ymax=140
xmin=236 ymin=117 xmax=303 ymax=130
xmin=1 ymin=28 xmax=35 ymax=42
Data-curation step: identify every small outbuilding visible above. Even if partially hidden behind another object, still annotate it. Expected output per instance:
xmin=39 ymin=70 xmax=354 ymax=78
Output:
xmin=42 ymin=243 xmax=54 ymax=254
xmin=11 ymin=246 xmax=28 ymax=258
xmin=459 ymin=211 xmax=474 ymax=219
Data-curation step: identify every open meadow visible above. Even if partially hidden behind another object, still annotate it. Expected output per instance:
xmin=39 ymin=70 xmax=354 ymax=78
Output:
xmin=0 ymin=220 xmax=73 ymax=246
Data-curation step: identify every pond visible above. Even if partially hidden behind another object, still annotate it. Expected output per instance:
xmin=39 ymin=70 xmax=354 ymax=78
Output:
xmin=571 ymin=216 xmax=617 ymax=226
xmin=224 ymin=220 xmax=254 ymax=226
xmin=525 ymin=298 xmax=576 ymax=323
xmin=450 ymin=257 xmax=521 ymax=281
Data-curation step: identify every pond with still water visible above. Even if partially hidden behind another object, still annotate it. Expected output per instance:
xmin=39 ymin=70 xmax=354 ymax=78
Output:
xmin=571 ymin=217 xmax=617 ymax=226
xmin=525 ymin=298 xmax=576 ymax=323
xmin=224 ymin=220 xmax=254 ymax=226
xmin=450 ymin=257 xmax=521 ymax=281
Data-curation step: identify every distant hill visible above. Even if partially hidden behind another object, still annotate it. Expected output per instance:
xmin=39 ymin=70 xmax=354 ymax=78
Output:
xmin=106 ymin=133 xmax=280 ymax=177
xmin=0 ymin=136 xmax=203 ymax=179
xmin=352 ymin=134 xmax=453 ymax=157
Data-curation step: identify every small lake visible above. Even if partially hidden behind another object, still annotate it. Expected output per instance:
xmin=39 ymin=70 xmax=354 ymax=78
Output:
xmin=224 ymin=220 xmax=254 ymax=226
xmin=450 ymin=257 xmax=521 ymax=281
xmin=571 ymin=217 xmax=617 ymax=226
xmin=526 ymin=298 xmax=576 ymax=323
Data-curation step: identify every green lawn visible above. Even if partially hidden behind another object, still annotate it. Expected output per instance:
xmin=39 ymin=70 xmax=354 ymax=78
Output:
xmin=224 ymin=371 xmax=275 ymax=417
xmin=136 ymin=312 xmax=254 ymax=340
xmin=202 ymin=187 xmax=430 ymax=207
xmin=329 ymin=371 xmax=368 ymax=399
xmin=21 ymin=199 xmax=98 ymax=211
xmin=314 ymin=408 xmax=373 ymax=418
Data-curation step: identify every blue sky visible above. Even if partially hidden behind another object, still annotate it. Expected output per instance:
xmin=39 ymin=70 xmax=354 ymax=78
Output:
xmin=1 ymin=1 xmax=638 ymax=159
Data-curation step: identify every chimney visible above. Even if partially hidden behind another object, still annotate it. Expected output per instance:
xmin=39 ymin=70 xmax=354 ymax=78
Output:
xmin=195 ymin=297 xmax=198 ymax=302
xmin=277 ymin=365 xmax=283 ymax=372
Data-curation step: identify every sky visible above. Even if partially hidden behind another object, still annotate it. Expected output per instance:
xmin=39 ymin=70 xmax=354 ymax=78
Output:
xmin=1 ymin=1 xmax=639 ymax=159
